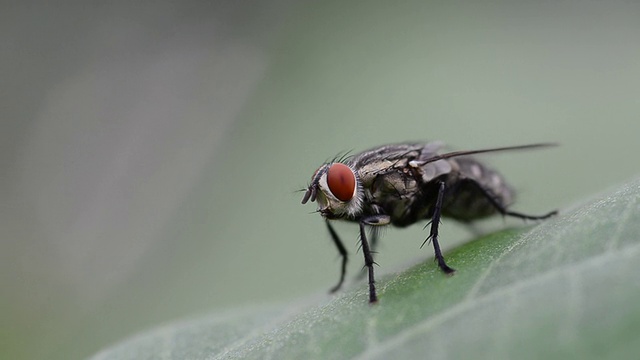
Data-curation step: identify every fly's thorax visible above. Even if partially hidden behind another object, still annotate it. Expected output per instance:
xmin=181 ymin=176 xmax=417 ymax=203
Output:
xmin=312 ymin=162 xmax=363 ymax=218
xmin=354 ymin=159 xmax=402 ymax=184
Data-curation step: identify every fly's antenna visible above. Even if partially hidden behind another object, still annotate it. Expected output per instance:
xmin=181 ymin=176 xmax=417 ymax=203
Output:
xmin=301 ymin=165 xmax=328 ymax=204
xmin=420 ymin=143 xmax=558 ymax=165
xmin=301 ymin=186 xmax=316 ymax=204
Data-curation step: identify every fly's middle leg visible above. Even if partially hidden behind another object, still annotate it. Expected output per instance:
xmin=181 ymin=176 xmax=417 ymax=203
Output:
xmin=358 ymin=221 xmax=377 ymax=303
xmin=424 ymin=180 xmax=456 ymax=274
xmin=359 ymin=215 xmax=390 ymax=303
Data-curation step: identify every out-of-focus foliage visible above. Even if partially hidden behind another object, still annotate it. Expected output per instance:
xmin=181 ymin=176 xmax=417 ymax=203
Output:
xmin=3 ymin=1 xmax=640 ymax=359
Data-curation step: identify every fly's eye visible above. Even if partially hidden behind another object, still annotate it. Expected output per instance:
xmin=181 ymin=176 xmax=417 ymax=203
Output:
xmin=327 ymin=163 xmax=356 ymax=202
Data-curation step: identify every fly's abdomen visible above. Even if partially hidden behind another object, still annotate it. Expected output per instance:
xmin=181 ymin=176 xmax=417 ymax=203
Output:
xmin=442 ymin=157 xmax=514 ymax=221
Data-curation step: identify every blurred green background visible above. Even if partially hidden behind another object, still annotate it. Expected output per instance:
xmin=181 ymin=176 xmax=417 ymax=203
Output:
xmin=2 ymin=1 xmax=639 ymax=359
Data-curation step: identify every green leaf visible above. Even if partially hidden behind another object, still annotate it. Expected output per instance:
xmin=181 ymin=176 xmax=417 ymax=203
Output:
xmin=90 ymin=179 xmax=640 ymax=360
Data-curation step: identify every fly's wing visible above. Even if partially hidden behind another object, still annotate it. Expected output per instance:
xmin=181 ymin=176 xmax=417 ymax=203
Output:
xmin=411 ymin=142 xmax=558 ymax=182
xmin=350 ymin=142 xmax=555 ymax=186
xmin=415 ymin=142 xmax=452 ymax=182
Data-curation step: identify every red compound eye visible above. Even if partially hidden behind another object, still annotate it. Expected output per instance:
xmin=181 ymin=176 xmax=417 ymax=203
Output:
xmin=327 ymin=163 xmax=356 ymax=201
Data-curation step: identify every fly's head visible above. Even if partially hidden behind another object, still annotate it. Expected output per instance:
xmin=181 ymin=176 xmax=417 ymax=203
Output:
xmin=301 ymin=162 xmax=363 ymax=219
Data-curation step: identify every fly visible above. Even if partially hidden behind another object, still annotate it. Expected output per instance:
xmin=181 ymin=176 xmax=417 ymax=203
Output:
xmin=301 ymin=142 xmax=557 ymax=303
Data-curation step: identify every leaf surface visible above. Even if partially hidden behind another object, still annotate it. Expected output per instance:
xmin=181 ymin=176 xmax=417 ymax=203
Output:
xmin=90 ymin=179 xmax=640 ymax=360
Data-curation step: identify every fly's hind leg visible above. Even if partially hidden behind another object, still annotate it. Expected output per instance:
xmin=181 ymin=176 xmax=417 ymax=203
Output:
xmin=465 ymin=180 xmax=558 ymax=220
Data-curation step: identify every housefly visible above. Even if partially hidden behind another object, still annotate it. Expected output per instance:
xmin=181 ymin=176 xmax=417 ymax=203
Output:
xmin=301 ymin=142 xmax=557 ymax=303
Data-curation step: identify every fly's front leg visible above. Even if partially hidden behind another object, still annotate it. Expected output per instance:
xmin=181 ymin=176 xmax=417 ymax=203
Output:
xmin=368 ymin=204 xmax=386 ymax=253
xmin=360 ymin=215 xmax=390 ymax=303
xmin=326 ymin=220 xmax=348 ymax=293
xmin=426 ymin=181 xmax=456 ymax=274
